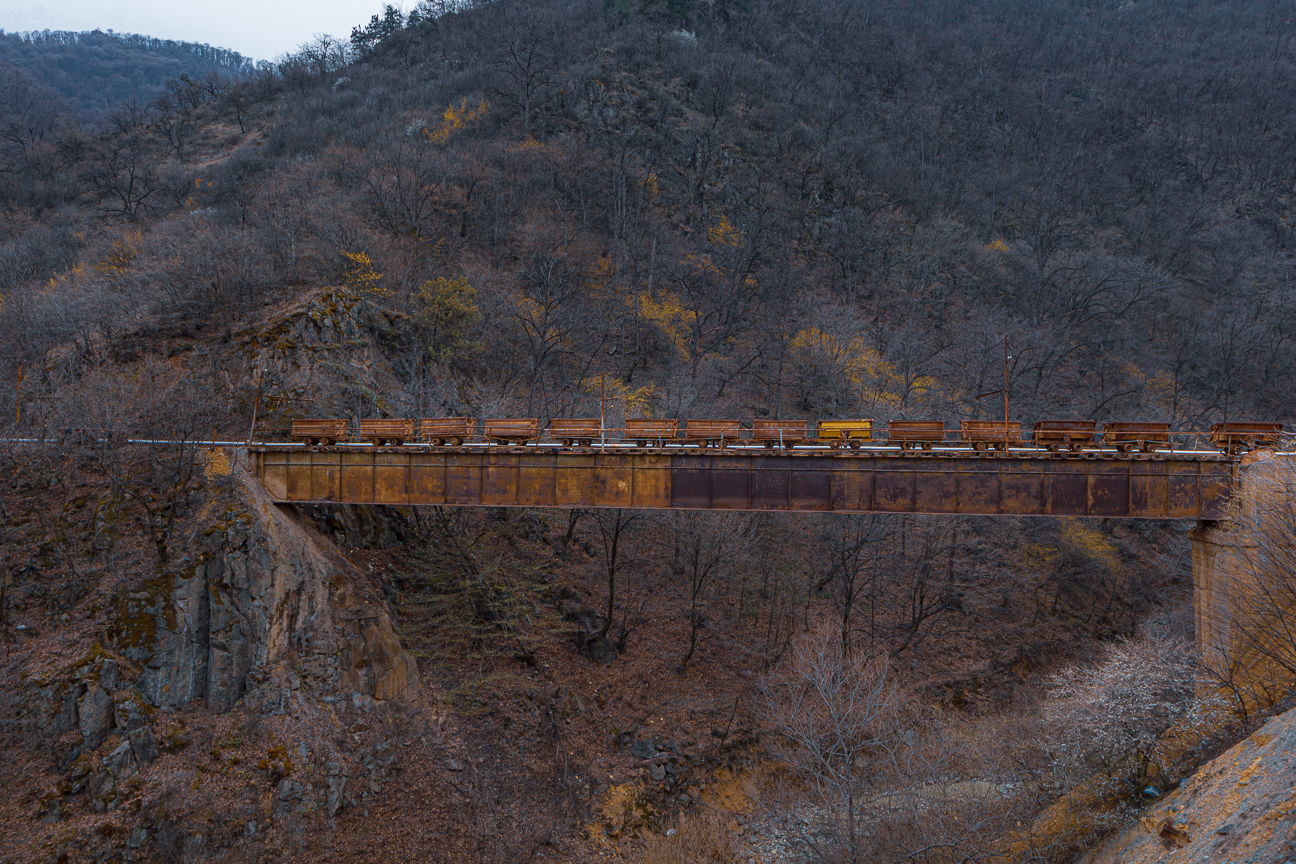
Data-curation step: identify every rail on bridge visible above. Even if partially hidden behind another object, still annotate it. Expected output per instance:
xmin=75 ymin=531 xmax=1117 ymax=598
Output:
xmin=252 ymin=445 xmax=1237 ymax=519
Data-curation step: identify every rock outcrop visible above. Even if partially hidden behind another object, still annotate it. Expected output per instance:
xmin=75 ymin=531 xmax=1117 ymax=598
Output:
xmin=1079 ymin=704 xmax=1296 ymax=864
xmin=22 ymin=450 xmax=419 ymax=770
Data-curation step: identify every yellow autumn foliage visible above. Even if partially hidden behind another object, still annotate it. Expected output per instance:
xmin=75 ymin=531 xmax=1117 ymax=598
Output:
xmin=708 ymin=214 xmax=743 ymax=247
xmin=95 ymin=231 xmax=143 ymax=276
xmin=788 ymin=327 xmax=933 ymax=410
xmin=424 ymin=98 xmax=490 ymax=145
xmin=638 ymin=293 xmax=698 ymax=357
xmin=1060 ymin=519 xmax=1121 ymax=572
xmin=342 ymin=250 xmax=390 ymax=298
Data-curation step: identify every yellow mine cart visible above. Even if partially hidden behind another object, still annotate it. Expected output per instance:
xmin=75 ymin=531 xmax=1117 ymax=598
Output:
xmin=816 ymin=419 xmax=874 ymax=450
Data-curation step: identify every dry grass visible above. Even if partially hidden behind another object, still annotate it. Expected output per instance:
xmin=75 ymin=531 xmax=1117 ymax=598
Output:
xmin=638 ymin=809 xmax=739 ymax=864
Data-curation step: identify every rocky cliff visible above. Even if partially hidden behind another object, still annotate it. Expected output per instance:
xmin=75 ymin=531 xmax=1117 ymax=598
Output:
xmin=16 ymin=449 xmax=420 ymax=818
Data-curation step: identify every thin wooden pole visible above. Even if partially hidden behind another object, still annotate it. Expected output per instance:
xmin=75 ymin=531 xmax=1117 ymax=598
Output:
xmin=15 ymin=363 xmax=22 ymax=427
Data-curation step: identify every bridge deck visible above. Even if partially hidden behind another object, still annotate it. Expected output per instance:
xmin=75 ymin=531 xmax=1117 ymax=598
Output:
xmin=253 ymin=446 xmax=1236 ymax=518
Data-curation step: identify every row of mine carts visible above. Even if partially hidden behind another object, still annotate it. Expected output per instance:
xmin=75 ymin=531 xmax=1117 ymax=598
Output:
xmin=288 ymin=417 xmax=1285 ymax=455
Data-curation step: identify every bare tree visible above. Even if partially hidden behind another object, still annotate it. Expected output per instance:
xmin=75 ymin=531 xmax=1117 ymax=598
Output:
xmin=763 ymin=625 xmax=907 ymax=861
xmin=670 ymin=511 xmax=747 ymax=673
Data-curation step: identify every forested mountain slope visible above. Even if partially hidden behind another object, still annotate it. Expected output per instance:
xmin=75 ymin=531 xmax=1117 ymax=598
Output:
xmin=2 ymin=0 xmax=1294 ymax=432
xmin=0 ymin=29 xmax=251 ymax=119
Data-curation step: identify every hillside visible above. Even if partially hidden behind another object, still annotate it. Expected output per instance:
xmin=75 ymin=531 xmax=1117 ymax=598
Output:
xmin=0 ymin=30 xmax=251 ymax=119
xmin=1 ymin=0 xmax=1295 ymax=861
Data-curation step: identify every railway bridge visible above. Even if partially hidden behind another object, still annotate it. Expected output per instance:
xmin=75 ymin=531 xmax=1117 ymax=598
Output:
xmin=252 ymin=445 xmax=1235 ymax=518
xmin=251 ymin=443 xmax=1284 ymax=696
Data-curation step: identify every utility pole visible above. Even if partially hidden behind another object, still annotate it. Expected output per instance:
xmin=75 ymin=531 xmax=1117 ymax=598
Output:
xmin=1003 ymin=336 xmax=1010 ymax=453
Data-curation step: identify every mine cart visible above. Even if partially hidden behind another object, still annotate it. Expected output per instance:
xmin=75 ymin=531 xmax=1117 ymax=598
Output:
xmin=1103 ymin=422 xmax=1171 ymax=453
xmin=357 ymin=418 xmax=416 ymax=446
xmin=1033 ymin=420 xmax=1098 ymax=452
xmin=816 ymin=419 xmax=874 ymax=449
xmin=548 ymin=418 xmax=603 ymax=447
xmin=752 ymin=419 xmax=810 ymax=449
xmin=887 ymin=420 xmax=947 ymax=451
xmin=291 ymin=418 xmax=348 ymax=447
xmin=625 ymin=418 xmax=680 ymax=447
xmin=419 ymin=417 xmax=476 ymax=446
xmin=960 ymin=420 xmax=1023 ymax=451
xmin=684 ymin=419 xmax=742 ymax=448
xmin=1209 ymin=422 xmax=1284 ymax=455
xmin=484 ymin=418 xmax=540 ymax=445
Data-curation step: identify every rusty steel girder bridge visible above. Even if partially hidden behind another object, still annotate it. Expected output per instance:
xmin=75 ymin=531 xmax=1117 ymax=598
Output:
xmin=252 ymin=446 xmax=1237 ymax=519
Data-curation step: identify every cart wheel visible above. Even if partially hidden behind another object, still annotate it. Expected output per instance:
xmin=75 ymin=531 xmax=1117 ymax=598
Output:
xmin=974 ymin=442 xmax=986 ymax=452
xmin=1046 ymin=443 xmax=1060 ymax=452
xmin=1118 ymin=442 xmax=1134 ymax=453
xmin=1068 ymin=444 xmax=1080 ymax=452
xmin=829 ymin=440 xmax=840 ymax=450
xmin=849 ymin=440 xmax=861 ymax=450
xmin=900 ymin=442 xmax=910 ymax=451
xmin=922 ymin=442 xmax=933 ymax=451
xmin=637 ymin=440 xmax=646 ymax=447
xmin=764 ymin=440 xmax=775 ymax=449
xmin=719 ymin=439 xmax=728 ymax=449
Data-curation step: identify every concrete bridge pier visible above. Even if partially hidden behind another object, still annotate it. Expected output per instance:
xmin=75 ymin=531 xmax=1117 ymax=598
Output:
xmin=1189 ymin=459 xmax=1296 ymax=706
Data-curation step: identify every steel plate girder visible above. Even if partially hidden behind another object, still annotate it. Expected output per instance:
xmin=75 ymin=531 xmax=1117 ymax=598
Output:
xmin=255 ymin=449 xmax=1235 ymax=519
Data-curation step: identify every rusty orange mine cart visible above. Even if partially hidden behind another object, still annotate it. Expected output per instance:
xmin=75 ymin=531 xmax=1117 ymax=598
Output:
xmin=548 ymin=419 xmax=603 ymax=447
xmin=1033 ymin=420 xmax=1098 ymax=452
xmin=1103 ymin=422 xmax=1171 ymax=453
xmin=888 ymin=420 xmax=947 ymax=451
xmin=1209 ymin=422 xmax=1284 ymax=455
xmin=419 ymin=417 xmax=476 ymax=446
xmin=625 ymin=418 xmax=679 ymax=447
xmin=484 ymin=418 xmax=539 ymax=445
xmin=960 ymin=420 xmax=1023 ymax=451
xmin=685 ymin=419 xmax=742 ymax=448
xmin=291 ymin=418 xmax=348 ymax=447
xmin=357 ymin=418 xmax=416 ymax=446
xmin=752 ymin=419 xmax=810 ymax=449
xmin=816 ymin=419 xmax=874 ymax=449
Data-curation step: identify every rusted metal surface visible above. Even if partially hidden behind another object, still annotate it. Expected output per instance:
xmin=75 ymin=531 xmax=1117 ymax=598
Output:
xmin=1104 ymin=422 xmax=1172 ymax=453
xmin=752 ymin=420 xmax=809 ymax=449
xmin=625 ymin=418 xmax=679 ymax=446
xmin=1033 ymin=420 xmax=1098 ymax=451
xmin=255 ymin=447 xmax=1236 ymax=519
xmin=484 ymin=418 xmax=539 ymax=444
xmin=684 ymin=419 xmax=742 ymax=447
xmin=356 ymin=418 xmax=416 ymax=445
xmin=1209 ymin=422 xmax=1283 ymax=454
xmin=419 ymin=417 xmax=476 ymax=445
xmin=290 ymin=419 xmax=348 ymax=446
xmin=548 ymin=419 xmax=603 ymax=446
xmin=960 ymin=420 xmax=1022 ymax=451
xmin=888 ymin=420 xmax=947 ymax=450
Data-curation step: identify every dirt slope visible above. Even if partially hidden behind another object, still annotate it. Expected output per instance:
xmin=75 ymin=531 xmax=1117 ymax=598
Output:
xmin=1079 ymin=705 xmax=1296 ymax=864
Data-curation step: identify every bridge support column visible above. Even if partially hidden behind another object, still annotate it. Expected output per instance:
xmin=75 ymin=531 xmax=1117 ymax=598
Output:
xmin=1190 ymin=519 xmax=1294 ymax=707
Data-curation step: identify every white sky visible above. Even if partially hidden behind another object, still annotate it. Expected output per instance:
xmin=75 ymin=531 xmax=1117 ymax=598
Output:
xmin=1 ymin=0 xmax=405 ymax=62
